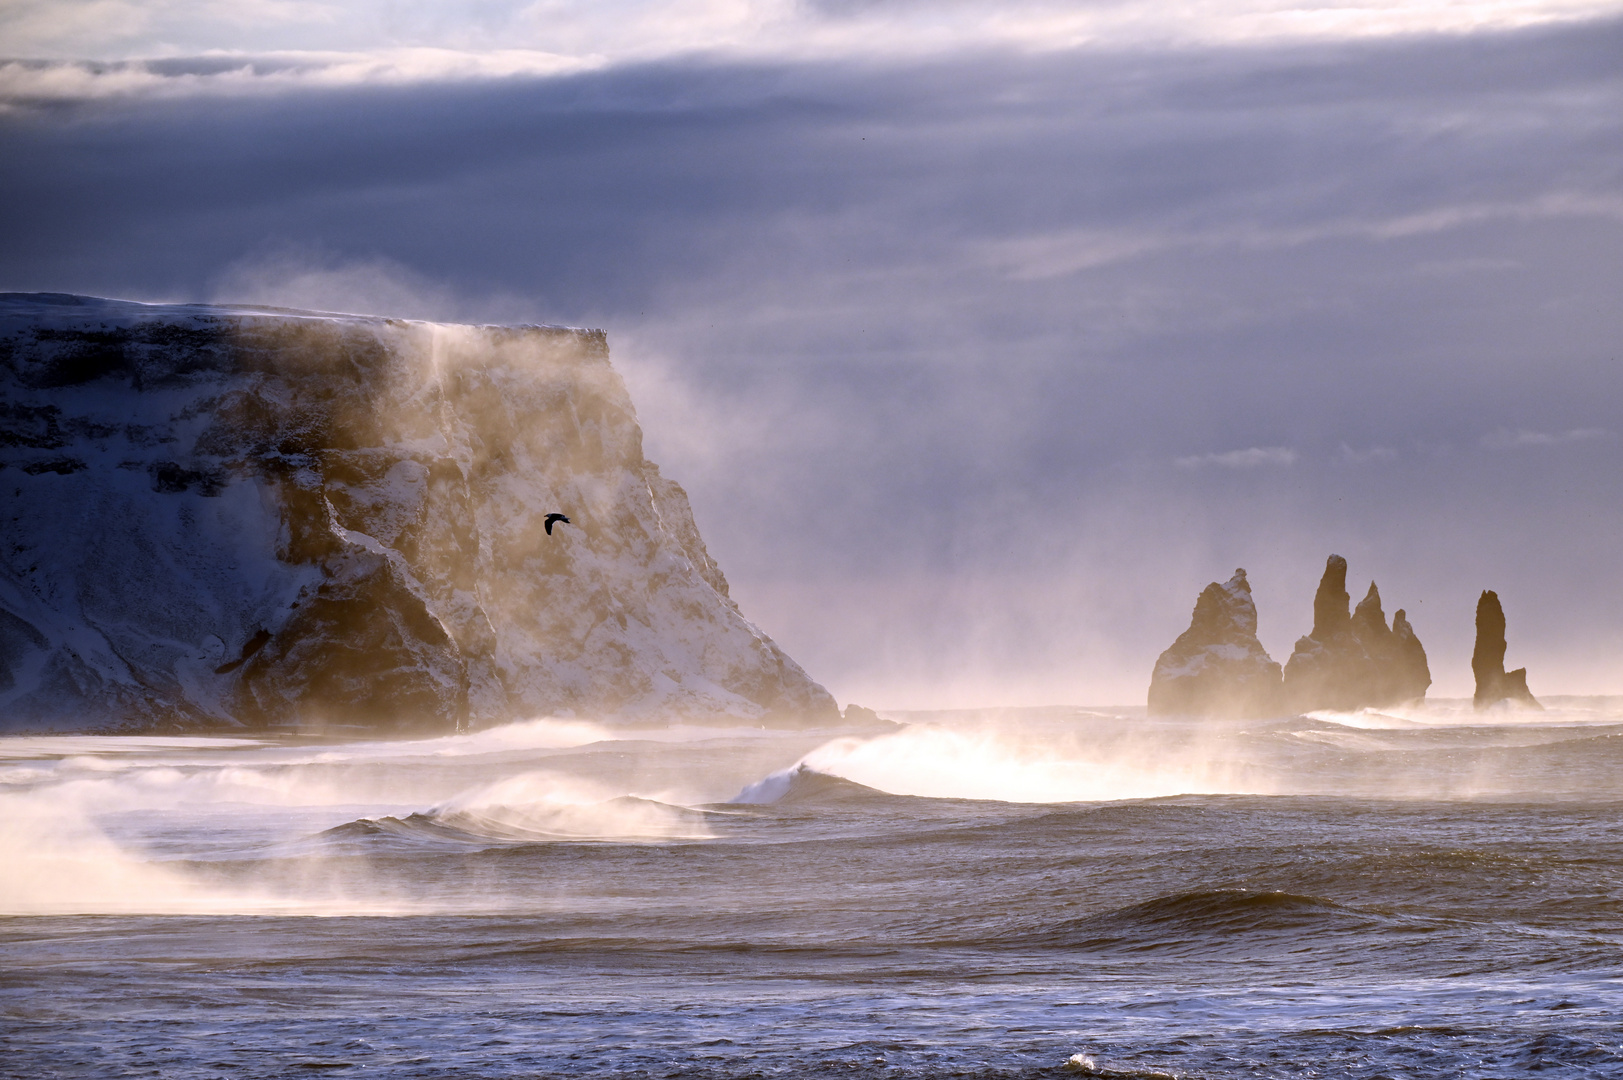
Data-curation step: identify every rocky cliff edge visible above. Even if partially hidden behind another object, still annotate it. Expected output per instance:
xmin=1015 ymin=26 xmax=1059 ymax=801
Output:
xmin=0 ymin=293 xmax=839 ymax=733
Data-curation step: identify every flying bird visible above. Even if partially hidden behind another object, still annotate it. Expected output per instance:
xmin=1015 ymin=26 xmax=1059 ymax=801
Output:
xmin=544 ymin=513 xmax=571 ymax=535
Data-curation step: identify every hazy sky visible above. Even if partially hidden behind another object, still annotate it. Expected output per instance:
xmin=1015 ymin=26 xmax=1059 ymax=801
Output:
xmin=4 ymin=1 xmax=1623 ymax=707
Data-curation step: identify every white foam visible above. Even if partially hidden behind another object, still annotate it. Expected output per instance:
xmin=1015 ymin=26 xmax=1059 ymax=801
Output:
xmin=737 ymin=717 xmax=1264 ymax=804
xmin=0 ymin=721 xmax=728 ymax=914
xmin=730 ymin=764 xmax=804 ymax=805
xmin=1307 ymin=697 xmax=1623 ymax=730
xmin=0 ymin=785 xmax=407 ymax=916
xmin=311 ymin=716 xmax=623 ymax=760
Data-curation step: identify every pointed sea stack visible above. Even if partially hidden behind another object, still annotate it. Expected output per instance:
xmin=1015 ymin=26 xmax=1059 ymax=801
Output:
xmin=1472 ymin=591 xmax=1541 ymax=710
xmin=1148 ymin=569 xmax=1283 ymax=718
xmin=1282 ymin=555 xmax=1430 ymax=712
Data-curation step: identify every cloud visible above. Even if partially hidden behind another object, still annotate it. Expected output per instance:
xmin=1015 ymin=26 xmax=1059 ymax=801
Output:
xmin=1481 ymin=427 xmax=1612 ymax=448
xmin=0 ymin=52 xmax=601 ymax=109
xmin=1338 ymin=443 xmax=1399 ymax=463
xmin=5 ymin=0 xmax=1623 ymax=104
xmin=1175 ymin=446 xmax=1298 ymax=469
xmin=977 ymin=194 xmax=1623 ymax=280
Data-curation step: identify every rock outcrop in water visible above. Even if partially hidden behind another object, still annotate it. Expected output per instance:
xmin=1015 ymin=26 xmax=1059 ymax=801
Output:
xmin=1147 ymin=569 xmax=1283 ymax=717
xmin=1472 ymin=590 xmax=1541 ymax=710
xmin=0 ymin=293 xmax=839 ymax=733
xmin=1281 ymin=555 xmax=1430 ymax=712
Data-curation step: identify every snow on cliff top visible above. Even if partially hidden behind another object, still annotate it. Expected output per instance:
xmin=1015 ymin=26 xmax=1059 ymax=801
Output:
xmin=0 ymin=292 xmax=590 ymax=336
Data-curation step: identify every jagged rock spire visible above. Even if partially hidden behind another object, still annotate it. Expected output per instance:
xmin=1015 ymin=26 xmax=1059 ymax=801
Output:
xmin=1312 ymin=554 xmax=1352 ymax=641
xmin=1283 ymin=554 xmax=1430 ymax=712
xmin=1472 ymin=590 xmax=1540 ymax=710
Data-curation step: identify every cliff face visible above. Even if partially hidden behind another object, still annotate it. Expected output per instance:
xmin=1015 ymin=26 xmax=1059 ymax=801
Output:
xmin=0 ymin=293 xmax=838 ymax=733
xmin=1472 ymin=590 xmax=1540 ymax=710
xmin=1147 ymin=569 xmax=1284 ymax=718
xmin=1281 ymin=555 xmax=1430 ymax=712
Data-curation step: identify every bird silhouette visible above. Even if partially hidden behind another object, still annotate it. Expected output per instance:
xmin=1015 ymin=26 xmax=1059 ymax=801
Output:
xmin=544 ymin=513 xmax=571 ymax=535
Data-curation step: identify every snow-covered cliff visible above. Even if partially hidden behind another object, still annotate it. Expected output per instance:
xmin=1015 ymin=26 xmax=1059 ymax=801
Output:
xmin=0 ymin=293 xmax=838 ymax=733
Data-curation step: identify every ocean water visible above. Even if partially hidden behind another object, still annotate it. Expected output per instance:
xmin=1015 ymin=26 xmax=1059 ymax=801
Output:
xmin=4 ymin=702 xmax=1623 ymax=1079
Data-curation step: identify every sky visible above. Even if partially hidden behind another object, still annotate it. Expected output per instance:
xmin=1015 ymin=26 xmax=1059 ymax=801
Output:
xmin=3 ymin=0 xmax=1623 ymax=708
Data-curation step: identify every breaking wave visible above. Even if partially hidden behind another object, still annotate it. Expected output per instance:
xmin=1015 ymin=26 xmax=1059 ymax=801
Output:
xmin=11 ymin=701 xmax=1623 ymax=915
xmin=0 ymin=721 xmax=725 ymax=915
xmin=732 ymin=716 xmax=1265 ymax=804
xmin=730 ymin=764 xmax=891 ymax=805
xmin=418 ymin=771 xmax=713 ymax=842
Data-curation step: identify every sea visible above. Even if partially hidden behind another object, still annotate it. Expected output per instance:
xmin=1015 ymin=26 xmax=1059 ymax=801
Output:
xmin=4 ymin=701 xmax=1623 ymax=1079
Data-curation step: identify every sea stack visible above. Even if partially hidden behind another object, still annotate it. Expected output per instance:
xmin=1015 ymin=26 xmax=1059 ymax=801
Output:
xmin=1472 ymin=591 xmax=1541 ymax=709
xmin=1281 ymin=555 xmax=1430 ymax=712
xmin=0 ymin=294 xmax=839 ymax=733
xmin=1148 ymin=569 xmax=1283 ymax=718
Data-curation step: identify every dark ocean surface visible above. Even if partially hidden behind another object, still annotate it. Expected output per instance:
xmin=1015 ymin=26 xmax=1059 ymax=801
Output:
xmin=4 ymin=703 xmax=1623 ymax=1078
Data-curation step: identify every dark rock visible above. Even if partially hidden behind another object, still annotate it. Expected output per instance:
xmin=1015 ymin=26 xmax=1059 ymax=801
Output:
xmin=1282 ymin=555 xmax=1430 ymax=712
xmin=233 ymin=548 xmax=469 ymax=732
xmin=842 ymin=704 xmax=884 ymax=726
xmin=213 ymin=628 xmax=271 ymax=675
xmin=1148 ymin=569 xmax=1283 ymax=718
xmin=149 ymin=460 xmax=226 ymax=496
xmin=21 ymin=458 xmax=86 ymax=475
xmin=1391 ymin=609 xmax=1430 ymax=700
xmin=1472 ymin=590 xmax=1541 ymax=710
xmin=0 ymin=403 xmax=65 ymax=448
xmin=0 ymin=609 xmax=49 ymax=694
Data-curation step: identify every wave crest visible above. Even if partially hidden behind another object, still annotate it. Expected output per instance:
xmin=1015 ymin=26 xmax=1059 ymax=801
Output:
xmin=1034 ymin=889 xmax=1392 ymax=952
xmin=729 ymin=764 xmax=891 ymax=805
xmin=422 ymin=772 xmax=712 ymax=842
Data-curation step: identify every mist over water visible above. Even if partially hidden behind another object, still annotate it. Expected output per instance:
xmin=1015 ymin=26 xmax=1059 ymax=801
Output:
xmin=7 ymin=706 xmax=1623 ymax=1077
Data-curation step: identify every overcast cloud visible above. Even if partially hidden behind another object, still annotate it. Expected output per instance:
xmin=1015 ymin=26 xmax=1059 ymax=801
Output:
xmin=9 ymin=0 xmax=1621 ymax=68
xmin=3 ymin=9 xmax=1622 ymax=706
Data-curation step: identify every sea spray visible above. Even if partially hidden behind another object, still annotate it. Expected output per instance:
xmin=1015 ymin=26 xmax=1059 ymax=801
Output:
xmin=428 ymin=771 xmax=714 ymax=841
